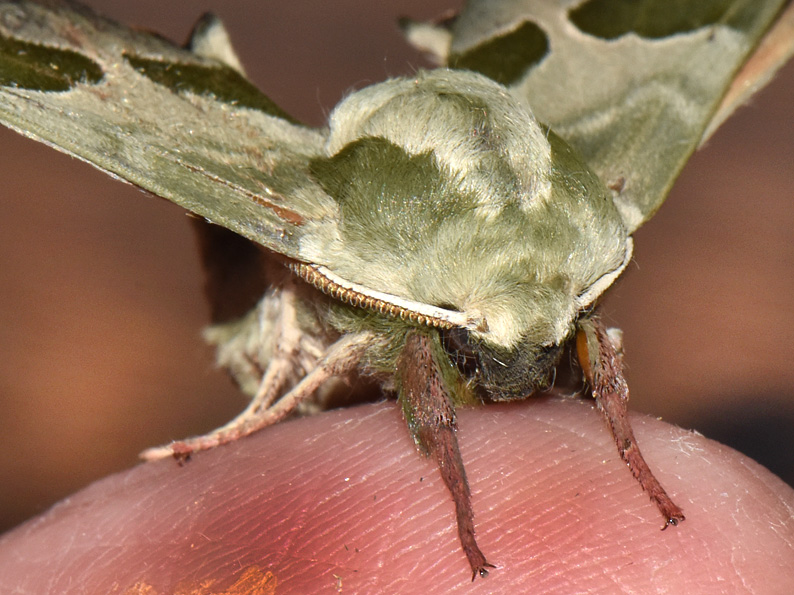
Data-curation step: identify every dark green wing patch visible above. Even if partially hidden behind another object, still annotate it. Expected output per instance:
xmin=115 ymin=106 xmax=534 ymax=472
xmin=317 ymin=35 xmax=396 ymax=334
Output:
xmin=570 ymin=0 xmax=749 ymax=40
xmin=0 ymin=33 xmax=103 ymax=91
xmin=449 ymin=20 xmax=549 ymax=86
xmin=123 ymin=53 xmax=296 ymax=123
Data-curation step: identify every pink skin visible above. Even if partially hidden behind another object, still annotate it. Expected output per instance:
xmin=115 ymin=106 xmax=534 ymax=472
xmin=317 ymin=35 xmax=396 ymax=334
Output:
xmin=1 ymin=398 xmax=792 ymax=594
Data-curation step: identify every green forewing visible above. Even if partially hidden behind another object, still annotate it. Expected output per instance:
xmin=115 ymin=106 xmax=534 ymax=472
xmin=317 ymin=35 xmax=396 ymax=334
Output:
xmin=448 ymin=0 xmax=788 ymax=231
xmin=0 ymin=0 xmax=335 ymax=258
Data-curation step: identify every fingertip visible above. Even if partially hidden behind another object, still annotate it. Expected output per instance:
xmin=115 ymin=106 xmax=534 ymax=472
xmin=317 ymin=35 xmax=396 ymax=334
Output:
xmin=1 ymin=399 xmax=792 ymax=593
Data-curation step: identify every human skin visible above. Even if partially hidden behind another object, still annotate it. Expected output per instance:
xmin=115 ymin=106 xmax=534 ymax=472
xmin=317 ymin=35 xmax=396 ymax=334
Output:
xmin=0 ymin=398 xmax=792 ymax=594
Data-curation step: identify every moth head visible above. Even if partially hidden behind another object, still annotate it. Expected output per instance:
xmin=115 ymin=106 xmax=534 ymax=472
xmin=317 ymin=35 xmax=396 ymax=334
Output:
xmin=303 ymin=69 xmax=631 ymax=386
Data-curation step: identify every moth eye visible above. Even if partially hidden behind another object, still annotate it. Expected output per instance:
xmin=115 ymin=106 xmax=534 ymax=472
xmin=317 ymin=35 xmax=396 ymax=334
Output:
xmin=440 ymin=327 xmax=480 ymax=378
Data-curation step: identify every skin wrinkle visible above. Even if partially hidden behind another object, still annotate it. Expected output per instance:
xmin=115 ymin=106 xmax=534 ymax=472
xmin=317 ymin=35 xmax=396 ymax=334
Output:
xmin=300 ymin=410 xmax=422 ymax=570
xmin=476 ymin=404 xmax=668 ymax=584
xmin=473 ymin=404 xmax=615 ymax=515
xmin=739 ymin=452 xmax=794 ymax=521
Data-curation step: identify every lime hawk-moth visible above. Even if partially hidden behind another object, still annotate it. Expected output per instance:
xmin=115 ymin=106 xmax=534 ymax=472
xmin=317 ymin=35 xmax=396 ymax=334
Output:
xmin=0 ymin=0 xmax=792 ymax=578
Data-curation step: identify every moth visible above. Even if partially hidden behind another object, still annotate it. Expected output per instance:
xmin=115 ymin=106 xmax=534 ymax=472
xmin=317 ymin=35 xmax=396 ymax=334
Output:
xmin=0 ymin=0 xmax=791 ymax=579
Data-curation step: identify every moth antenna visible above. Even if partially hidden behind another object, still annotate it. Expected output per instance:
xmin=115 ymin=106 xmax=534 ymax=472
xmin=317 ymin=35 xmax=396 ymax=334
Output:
xmin=290 ymin=262 xmax=487 ymax=332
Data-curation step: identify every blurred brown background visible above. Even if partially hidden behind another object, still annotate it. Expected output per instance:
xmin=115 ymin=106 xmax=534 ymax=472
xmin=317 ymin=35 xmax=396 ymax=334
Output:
xmin=1 ymin=0 xmax=792 ymax=534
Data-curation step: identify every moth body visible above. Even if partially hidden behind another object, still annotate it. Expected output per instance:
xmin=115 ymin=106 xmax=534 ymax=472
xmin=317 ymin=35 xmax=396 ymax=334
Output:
xmin=207 ymin=69 xmax=635 ymax=410
xmin=304 ymin=70 xmax=632 ymax=356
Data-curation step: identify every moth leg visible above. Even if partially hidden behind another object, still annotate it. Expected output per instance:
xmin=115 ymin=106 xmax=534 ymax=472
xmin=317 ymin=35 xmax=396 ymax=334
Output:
xmin=397 ymin=331 xmax=495 ymax=580
xmin=576 ymin=318 xmax=686 ymax=529
xmin=185 ymin=283 xmax=321 ymax=445
xmin=140 ymin=332 xmax=373 ymax=461
xmin=141 ymin=283 xmax=307 ymax=460
xmin=246 ymin=283 xmax=316 ymax=412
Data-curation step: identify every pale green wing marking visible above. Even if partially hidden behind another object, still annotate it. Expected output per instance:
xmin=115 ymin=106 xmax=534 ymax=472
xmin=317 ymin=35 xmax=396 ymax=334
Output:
xmin=0 ymin=1 xmax=336 ymax=257
xmin=447 ymin=0 xmax=789 ymax=232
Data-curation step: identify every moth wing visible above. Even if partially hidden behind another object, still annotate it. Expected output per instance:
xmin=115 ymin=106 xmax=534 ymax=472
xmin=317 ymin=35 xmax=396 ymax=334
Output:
xmin=701 ymin=2 xmax=794 ymax=142
xmin=0 ymin=1 xmax=336 ymax=258
xmin=443 ymin=0 xmax=791 ymax=232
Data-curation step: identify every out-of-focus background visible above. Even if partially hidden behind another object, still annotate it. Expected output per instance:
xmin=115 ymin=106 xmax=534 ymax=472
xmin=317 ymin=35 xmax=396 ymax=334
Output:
xmin=1 ymin=0 xmax=792 ymax=534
